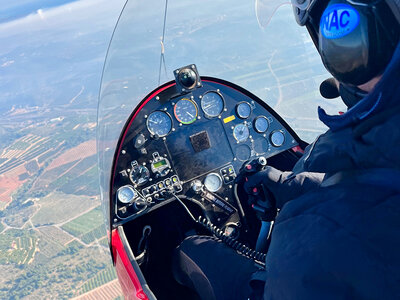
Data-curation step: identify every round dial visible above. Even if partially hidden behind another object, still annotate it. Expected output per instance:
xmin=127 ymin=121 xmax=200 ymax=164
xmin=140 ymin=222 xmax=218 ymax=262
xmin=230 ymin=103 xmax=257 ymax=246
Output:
xmin=270 ymin=130 xmax=285 ymax=147
xmin=117 ymin=186 xmax=137 ymax=204
xmin=129 ymin=165 xmax=150 ymax=186
xmin=201 ymin=92 xmax=224 ymax=117
xmin=236 ymin=102 xmax=252 ymax=119
xmin=174 ymin=98 xmax=198 ymax=124
xmin=204 ymin=173 xmax=223 ymax=192
xmin=233 ymin=123 xmax=250 ymax=143
xmin=254 ymin=116 xmax=269 ymax=133
xmin=146 ymin=111 xmax=172 ymax=137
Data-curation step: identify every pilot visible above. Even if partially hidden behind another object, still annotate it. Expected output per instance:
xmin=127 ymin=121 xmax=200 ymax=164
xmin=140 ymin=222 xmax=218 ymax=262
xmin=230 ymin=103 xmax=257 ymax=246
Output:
xmin=173 ymin=0 xmax=400 ymax=299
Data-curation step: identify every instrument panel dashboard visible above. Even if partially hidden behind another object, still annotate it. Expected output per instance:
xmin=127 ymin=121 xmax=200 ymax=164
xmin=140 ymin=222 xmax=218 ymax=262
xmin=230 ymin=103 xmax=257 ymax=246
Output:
xmin=111 ymin=73 xmax=300 ymax=226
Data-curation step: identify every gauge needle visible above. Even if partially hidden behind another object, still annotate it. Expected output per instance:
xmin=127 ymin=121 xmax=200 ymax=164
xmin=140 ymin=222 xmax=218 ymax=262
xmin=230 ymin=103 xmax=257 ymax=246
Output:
xmin=148 ymin=120 xmax=158 ymax=124
xmin=187 ymin=112 xmax=194 ymax=118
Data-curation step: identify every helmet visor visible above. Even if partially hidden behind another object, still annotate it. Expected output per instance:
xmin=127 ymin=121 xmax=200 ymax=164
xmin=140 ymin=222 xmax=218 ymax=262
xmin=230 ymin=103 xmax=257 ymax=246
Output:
xmin=256 ymin=0 xmax=311 ymax=28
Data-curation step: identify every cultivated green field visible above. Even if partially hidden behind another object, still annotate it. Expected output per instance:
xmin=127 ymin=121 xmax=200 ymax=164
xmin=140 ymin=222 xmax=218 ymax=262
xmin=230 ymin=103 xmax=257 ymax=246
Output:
xmin=78 ymin=264 xmax=117 ymax=295
xmin=61 ymin=206 xmax=104 ymax=240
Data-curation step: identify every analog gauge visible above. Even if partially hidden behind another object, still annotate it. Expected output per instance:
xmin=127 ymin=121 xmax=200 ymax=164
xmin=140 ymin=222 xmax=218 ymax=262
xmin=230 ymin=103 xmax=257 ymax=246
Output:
xmin=270 ymin=130 xmax=285 ymax=147
xmin=201 ymin=92 xmax=224 ymax=118
xmin=146 ymin=111 xmax=172 ymax=137
xmin=233 ymin=123 xmax=250 ymax=143
xmin=236 ymin=102 xmax=252 ymax=119
xmin=254 ymin=116 xmax=269 ymax=133
xmin=117 ymin=185 xmax=137 ymax=204
xmin=129 ymin=165 xmax=150 ymax=186
xmin=204 ymin=173 xmax=223 ymax=192
xmin=174 ymin=98 xmax=198 ymax=124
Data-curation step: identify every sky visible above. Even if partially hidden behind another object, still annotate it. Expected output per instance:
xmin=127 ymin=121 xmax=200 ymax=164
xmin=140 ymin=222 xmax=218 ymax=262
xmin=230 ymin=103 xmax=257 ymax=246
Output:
xmin=0 ymin=0 xmax=80 ymax=23
xmin=0 ymin=0 xmax=126 ymax=113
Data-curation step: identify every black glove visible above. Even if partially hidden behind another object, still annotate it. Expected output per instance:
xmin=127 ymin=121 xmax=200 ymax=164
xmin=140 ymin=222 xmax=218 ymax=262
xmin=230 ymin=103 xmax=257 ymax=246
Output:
xmin=237 ymin=166 xmax=283 ymax=222
xmin=242 ymin=166 xmax=283 ymax=197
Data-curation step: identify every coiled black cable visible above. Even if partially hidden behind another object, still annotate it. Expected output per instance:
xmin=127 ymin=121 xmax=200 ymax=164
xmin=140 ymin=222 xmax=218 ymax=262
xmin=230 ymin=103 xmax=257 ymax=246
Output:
xmin=172 ymin=192 xmax=267 ymax=265
xmin=197 ymin=216 xmax=266 ymax=265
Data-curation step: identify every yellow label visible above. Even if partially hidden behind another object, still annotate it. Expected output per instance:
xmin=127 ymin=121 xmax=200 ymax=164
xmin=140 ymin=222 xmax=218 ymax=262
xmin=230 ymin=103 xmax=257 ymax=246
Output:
xmin=223 ymin=115 xmax=236 ymax=123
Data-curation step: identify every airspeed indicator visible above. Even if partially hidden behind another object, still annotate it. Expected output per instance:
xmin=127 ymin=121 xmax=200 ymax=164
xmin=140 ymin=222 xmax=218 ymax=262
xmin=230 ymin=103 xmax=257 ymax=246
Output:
xmin=174 ymin=98 xmax=198 ymax=124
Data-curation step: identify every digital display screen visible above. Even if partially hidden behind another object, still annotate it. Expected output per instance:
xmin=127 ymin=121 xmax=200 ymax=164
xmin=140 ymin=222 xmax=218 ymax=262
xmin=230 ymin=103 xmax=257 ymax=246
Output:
xmin=165 ymin=119 xmax=234 ymax=182
xmin=153 ymin=159 xmax=167 ymax=168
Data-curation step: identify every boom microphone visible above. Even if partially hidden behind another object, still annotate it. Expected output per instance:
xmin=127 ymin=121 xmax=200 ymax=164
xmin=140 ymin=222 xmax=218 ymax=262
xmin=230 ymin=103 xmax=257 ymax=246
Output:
xmin=320 ymin=77 xmax=340 ymax=99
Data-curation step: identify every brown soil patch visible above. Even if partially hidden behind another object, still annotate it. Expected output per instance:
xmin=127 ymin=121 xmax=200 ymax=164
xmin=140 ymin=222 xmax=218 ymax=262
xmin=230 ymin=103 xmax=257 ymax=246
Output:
xmin=0 ymin=165 xmax=27 ymax=203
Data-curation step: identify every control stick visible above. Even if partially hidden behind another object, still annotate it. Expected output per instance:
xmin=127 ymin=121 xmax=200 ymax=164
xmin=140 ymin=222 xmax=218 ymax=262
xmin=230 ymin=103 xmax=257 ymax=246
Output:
xmin=237 ymin=157 xmax=277 ymax=252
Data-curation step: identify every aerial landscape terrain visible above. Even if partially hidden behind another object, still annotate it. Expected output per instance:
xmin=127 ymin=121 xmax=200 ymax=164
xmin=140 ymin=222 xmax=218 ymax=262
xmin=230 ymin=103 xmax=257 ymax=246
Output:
xmin=0 ymin=0 xmax=124 ymax=298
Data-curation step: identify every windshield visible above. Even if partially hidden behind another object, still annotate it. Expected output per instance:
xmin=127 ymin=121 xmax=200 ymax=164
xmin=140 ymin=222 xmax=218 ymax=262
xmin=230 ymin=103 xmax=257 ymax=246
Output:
xmin=98 ymin=0 xmax=345 ymax=232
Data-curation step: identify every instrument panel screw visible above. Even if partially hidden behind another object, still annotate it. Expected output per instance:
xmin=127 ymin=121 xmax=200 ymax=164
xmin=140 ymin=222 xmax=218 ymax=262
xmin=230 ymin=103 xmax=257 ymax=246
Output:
xmin=156 ymin=96 xmax=160 ymax=100
xmin=144 ymin=115 xmax=148 ymax=118
xmin=121 ymin=150 xmax=126 ymax=154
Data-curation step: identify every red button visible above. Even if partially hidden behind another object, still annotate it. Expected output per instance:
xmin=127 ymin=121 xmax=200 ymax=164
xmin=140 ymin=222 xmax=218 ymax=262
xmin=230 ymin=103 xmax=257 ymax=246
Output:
xmin=246 ymin=165 xmax=252 ymax=170
xmin=253 ymin=187 xmax=258 ymax=193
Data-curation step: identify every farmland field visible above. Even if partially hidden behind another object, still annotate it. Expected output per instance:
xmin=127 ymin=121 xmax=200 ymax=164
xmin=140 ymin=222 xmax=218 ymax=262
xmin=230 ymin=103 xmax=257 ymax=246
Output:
xmin=61 ymin=206 xmax=104 ymax=238
xmin=32 ymin=192 xmax=97 ymax=226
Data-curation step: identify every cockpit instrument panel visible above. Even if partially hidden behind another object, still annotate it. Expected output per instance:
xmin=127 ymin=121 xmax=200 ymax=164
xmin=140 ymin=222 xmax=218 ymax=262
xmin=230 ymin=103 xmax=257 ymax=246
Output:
xmin=111 ymin=68 xmax=301 ymax=226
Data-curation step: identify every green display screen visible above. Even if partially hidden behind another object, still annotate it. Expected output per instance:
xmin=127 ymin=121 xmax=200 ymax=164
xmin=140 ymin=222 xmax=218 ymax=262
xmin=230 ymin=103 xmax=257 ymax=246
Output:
xmin=154 ymin=159 xmax=167 ymax=168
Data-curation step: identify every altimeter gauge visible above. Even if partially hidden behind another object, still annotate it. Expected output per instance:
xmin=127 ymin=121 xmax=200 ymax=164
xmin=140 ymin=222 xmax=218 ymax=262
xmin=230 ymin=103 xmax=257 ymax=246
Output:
xmin=201 ymin=91 xmax=224 ymax=118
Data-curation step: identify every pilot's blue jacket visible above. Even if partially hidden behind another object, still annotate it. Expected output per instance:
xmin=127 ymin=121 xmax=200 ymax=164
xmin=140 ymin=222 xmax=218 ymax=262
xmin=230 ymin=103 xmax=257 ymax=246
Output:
xmin=263 ymin=43 xmax=400 ymax=299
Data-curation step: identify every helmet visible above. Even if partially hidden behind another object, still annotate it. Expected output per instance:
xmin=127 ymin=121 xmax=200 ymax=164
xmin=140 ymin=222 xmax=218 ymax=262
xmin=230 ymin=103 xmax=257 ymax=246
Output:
xmin=293 ymin=0 xmax=400 ymax=86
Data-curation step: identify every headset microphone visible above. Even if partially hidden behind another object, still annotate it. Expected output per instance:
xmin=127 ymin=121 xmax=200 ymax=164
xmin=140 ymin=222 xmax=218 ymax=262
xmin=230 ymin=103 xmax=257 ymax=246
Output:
xmin=320 ymin=77 xmax=340 ymax=99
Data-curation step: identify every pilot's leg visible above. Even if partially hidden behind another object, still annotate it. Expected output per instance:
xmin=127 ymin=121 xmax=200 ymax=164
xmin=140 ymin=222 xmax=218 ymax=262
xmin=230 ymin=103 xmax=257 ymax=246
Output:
xmin=173 ymin=235 xmax=262 ymax=300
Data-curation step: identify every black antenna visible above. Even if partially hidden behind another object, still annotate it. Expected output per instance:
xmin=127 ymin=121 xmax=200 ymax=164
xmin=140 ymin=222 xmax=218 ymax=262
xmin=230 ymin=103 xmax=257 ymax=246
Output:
xmin=158 ymin=0 xmax=169 ymax=86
